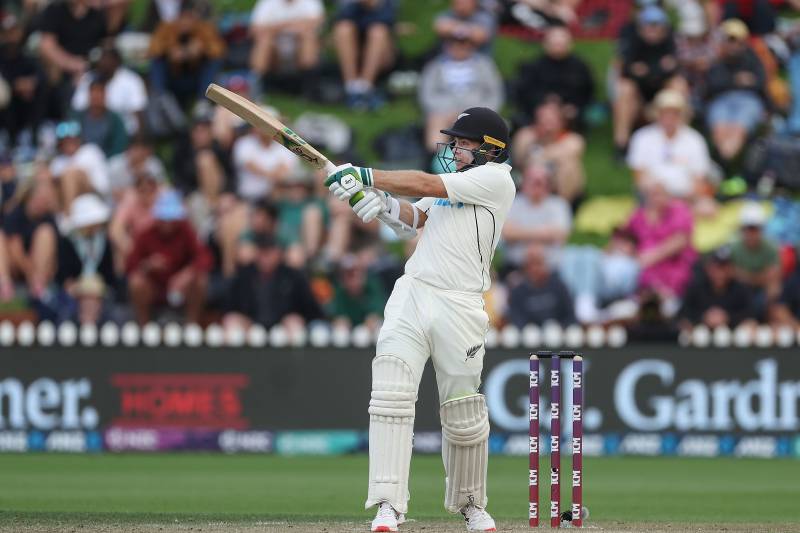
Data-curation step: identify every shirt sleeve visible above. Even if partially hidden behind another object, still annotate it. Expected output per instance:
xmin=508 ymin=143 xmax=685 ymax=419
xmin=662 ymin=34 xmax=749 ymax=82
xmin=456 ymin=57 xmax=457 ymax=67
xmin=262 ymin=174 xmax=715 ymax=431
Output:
xmin=553 ymin=198 xmax=573 ymax=233
xmin=413 ymin=197 xmax=435 ymax=213
xmin=626 ymin=130 xmax=647 ymax=170
xmin=71 ymin=75 xmax=90 ymax=110
xmin=125 ymin=71 xmax=148 ymax=112
xmin=250 ymin=0 xmax=272 ymax=25
xmin=439 ymin=165 xmax=513 ymax=211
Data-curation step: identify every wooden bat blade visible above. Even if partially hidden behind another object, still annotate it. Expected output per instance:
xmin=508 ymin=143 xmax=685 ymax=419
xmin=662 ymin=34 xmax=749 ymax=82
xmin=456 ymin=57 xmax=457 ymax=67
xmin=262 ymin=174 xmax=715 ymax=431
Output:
xmin=205 ymin=83 xmax=333 ymax=172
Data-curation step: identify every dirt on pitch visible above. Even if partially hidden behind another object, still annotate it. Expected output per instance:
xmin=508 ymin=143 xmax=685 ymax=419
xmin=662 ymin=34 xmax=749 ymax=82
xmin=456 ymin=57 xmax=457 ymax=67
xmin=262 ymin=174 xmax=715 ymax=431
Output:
xmin=3 ymin=521 xmax=800 ymax=533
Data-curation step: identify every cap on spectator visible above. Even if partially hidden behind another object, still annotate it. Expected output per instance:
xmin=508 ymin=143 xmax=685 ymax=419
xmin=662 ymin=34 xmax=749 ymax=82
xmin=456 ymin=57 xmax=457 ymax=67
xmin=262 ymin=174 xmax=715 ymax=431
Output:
xmin=225 ymin=74 xmax=250 ymax=95
xmin=654 ymin=89 xmax=686 ymax=111
xmin=721 ymin=18 xmax=749 ymax=41
xmin=152 ymin=189 xmax=186 ymax=221
xmin=739 ymin=202 xmax=766 ymax=227
xmin=638 ymin=6 xmax=668 ymax=26
xmin=74 ymin=274 xmax=106 ymax=298
xmin=134 ymin=166 xmax=165 ymax=185
xmin=69 ymin=194 xmax=111 ymax=230
xmin=1 ymin=12 xmax=19 ymax=30
xmin=708 ymin=245 xmax=733 ymax=264
xmin=192 ymin=102 xmax=214 ymax=124
xmin=55 ymin=121 xmax=81 ymax=140
xmin=338 ymin=253 xmax=360 ymax=271
xmin=678 ymin=3 xmax=706 ymax=36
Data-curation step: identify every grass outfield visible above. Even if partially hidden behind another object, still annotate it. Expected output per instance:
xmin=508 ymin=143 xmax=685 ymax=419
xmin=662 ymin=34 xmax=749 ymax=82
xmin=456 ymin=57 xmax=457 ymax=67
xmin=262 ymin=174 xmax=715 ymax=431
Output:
xmin=1 ymin=454 xmax=799 ymax=531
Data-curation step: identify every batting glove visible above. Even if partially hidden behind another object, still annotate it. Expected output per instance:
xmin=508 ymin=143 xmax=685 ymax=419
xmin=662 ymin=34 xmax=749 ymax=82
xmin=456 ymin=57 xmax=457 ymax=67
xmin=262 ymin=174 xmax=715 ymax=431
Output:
xmin=351 ymin=189 xmax=389 ymax=223
xmin=324 ymin=163 xmax=374 ymax=205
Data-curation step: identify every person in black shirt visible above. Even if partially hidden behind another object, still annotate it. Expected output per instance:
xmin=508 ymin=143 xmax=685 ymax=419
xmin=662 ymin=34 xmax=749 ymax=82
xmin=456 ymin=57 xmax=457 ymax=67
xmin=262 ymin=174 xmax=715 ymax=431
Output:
xmin=678 ymin=245 xmax=757 ymax=330
xmin=38 ymin=0 xmax=117 ymax=88
xmin=704 ymin=19 xmax=767 ymax=163
xmin=506 ymin=243 xmax=575 ymax=328
xmin=0 ymin=13 xmax=50 ymax=143
xmin=0 ymin=155 xmax=15 ymax=301
xmin=513 ymin=25 xmax=594 ymax=129
xmin=2 ymin=176 xmax=59 ymax=299
xmin=613 ymin=5 xmax=684 ymax=155
xmin=223 ymin=233 xmax=323 ymax=332
xmin=172 ymin=111 xmax=233 ymax=196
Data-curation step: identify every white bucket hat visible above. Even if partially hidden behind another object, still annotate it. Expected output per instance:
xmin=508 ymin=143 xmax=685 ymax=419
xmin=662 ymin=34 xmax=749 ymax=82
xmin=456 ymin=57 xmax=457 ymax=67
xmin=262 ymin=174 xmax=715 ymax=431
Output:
xmin=69 ymin=194 xmax=111 ymax=230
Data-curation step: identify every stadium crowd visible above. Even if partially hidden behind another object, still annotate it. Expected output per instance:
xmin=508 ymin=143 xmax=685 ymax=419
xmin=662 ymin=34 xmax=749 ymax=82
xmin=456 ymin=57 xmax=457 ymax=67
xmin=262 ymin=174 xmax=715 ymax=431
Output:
xmin=3 ymin=0 xmax=800 ymax=341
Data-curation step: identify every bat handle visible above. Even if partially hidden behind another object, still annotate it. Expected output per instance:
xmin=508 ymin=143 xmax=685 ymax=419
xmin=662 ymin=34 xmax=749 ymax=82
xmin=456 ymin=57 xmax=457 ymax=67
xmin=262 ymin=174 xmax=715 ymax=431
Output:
xmin=349 ymin=191 xmax=365 ymax=206
xmin=323 ymin=161 xmax=337 ymax=174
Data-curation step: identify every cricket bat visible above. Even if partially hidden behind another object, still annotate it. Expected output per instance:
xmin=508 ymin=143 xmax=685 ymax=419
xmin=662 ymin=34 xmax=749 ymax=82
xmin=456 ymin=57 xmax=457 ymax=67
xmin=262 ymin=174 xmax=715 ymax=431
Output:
xmin=205 ymin=83 xmax=415 ymax=236
xmin=205 ymin=83 xmax=366 ymax=203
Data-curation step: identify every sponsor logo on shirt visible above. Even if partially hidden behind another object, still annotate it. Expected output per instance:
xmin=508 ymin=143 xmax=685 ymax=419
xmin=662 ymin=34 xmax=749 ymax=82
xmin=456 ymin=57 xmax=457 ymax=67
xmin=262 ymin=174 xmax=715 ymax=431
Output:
xmin=433 ymin=199 xmax=464 ymax=208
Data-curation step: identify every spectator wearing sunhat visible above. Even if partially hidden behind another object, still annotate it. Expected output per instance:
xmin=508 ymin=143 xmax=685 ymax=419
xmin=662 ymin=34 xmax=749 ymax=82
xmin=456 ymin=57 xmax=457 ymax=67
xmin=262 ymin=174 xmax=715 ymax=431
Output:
xmin=49 ymin=120 xmax=110 ymax=212
xmin=613 ymin=5 xmax=686 ymax=156
xmin=627 ymin=89 xmax=715 ymax=215
xmin=57 ymin=193 xmax=116 ymax=289
xmin=678 ymin=245 xmax=758 ymax=330
xmin=704 ymin=18 xmax=766 ymax=162
xmin=730 ymin=202 xmax=781 ymax=303
xmin=54 ymin=194 xmax=117 ymax=323
xmin=126 ymin=189 xmax=212 ymax=324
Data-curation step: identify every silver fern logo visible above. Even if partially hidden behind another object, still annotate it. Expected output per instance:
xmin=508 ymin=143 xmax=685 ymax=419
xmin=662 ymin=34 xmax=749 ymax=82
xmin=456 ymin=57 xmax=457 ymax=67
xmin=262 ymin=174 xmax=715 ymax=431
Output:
xmin=465 ymin=344 xmax=482 ymax=361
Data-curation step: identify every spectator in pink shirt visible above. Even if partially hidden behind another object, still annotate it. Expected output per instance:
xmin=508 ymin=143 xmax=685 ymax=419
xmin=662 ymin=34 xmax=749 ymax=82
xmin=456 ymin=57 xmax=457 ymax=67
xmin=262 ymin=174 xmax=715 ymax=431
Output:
xmin=625 ymin=179 xmax=696 ymax=312
xmin=109 ymin=170 xmax=163 ymax=273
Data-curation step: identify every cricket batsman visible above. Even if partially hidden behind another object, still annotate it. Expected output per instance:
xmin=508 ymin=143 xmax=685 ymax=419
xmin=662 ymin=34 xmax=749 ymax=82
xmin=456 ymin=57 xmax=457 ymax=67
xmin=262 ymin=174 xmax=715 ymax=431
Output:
xmin=325 ymin=108 xmax=514 ymax=532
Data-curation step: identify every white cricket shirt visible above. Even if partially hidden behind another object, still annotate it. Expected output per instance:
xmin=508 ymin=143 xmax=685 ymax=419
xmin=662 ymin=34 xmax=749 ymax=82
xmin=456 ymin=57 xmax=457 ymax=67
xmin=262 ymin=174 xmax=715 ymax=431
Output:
xmin=405 ymin=162 xmax=515 ymax=293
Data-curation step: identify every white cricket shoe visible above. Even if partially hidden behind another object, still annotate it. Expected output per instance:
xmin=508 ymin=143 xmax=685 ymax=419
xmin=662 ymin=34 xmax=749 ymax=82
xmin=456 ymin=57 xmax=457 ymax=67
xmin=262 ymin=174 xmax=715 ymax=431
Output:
xmin=461 ymin=504 xmax=496 ymax=532
xmin=371 ymin=502 xmax=406 ymax=532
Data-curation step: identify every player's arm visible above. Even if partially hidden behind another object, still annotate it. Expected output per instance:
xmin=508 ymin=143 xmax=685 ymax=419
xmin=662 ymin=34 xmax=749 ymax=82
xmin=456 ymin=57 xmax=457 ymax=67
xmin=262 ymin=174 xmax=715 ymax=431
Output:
xmin=398 ymin=198 xmax=428 ymax=228
xmin=371 ymin=169 xmax=448 ymax=199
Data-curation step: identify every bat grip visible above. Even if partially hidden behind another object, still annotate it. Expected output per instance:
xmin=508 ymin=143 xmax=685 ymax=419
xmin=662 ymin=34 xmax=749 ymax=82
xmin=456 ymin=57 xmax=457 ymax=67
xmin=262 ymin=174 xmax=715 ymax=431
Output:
xmin=323 ymin=162 xmax=336 ymax=174
xmin=349 ymin=191 xmax=365 ymax=206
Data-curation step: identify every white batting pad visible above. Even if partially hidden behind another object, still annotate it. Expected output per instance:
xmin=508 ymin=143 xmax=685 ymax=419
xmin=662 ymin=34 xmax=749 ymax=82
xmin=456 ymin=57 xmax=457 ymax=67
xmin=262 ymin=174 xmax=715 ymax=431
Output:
xmin=440 ymin=394 xmax=490 ymax=513
xmin=365 ymin=355 xmax=417 ymax=514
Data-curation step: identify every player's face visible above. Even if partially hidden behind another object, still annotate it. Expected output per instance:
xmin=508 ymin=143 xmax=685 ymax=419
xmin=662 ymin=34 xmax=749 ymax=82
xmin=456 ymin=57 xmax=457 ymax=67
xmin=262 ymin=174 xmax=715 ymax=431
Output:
xmin=451 ymin=137 xmax=482 ymax=170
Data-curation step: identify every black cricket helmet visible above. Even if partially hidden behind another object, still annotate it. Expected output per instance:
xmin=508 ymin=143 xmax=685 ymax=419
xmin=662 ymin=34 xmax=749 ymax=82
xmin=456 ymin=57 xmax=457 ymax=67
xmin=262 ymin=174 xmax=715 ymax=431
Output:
xmin=437 ymin=107 xmax=510 ymax=172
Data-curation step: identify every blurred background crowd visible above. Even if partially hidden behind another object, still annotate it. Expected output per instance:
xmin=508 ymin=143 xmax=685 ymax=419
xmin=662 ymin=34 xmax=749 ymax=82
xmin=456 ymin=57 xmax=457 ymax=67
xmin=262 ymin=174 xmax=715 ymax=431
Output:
xmin=3 ymin=0 xmax=800 ymax=341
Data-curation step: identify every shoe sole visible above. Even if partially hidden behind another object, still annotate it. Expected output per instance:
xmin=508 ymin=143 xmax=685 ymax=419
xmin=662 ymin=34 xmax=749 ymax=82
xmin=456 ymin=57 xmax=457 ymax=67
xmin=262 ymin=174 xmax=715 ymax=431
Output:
xmin=372 ymin=527 xmax=397 ymax=532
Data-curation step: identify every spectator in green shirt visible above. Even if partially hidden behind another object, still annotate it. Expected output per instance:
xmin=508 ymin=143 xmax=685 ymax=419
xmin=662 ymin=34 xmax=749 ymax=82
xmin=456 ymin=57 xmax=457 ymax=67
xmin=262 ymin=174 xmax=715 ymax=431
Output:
xmin=72 ymin=80 xmax=129 ymax=157
xmin=328 ymin=254 xmax=385 ymax=332
xmin=730 ymin=203 xmax=781 ymax=305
